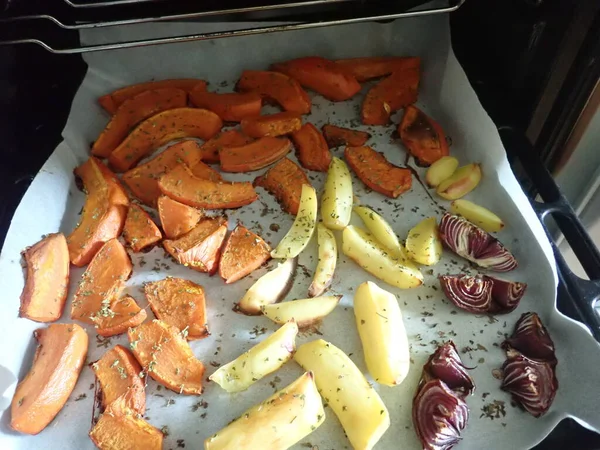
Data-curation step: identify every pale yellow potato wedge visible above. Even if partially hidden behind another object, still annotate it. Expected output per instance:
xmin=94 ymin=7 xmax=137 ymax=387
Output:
xmin=294 ymin=339 xmax=390 ymax=450
xmin=209 ymin=321 xmax=298 ymax=392
xmin=322 ymin=157 xmax=353 ymax=230
xmin=342 ymin=225 xmax=423 ymax=289
xmin=308 ymin=223 xmax=337 ymax=297
xmin=354 ymin=281 xmax=409 ymax=387
xmin=271 ymin=184 xmax=318 ymax=258
xmin=404 ymin=217 xmax=442 ymax=266
xmin=425 ymin=155 xmax=459 ymax=187
xmin=436 ymin=163 xmax=482 ymax=200
xmin=450 ymin=199 xmax=505 ymax=232
xmin=262 ymin=296 xmax=341 ymax=328
xmin=353 ymin=205 xmax=404 ymax=257
xmin=205 ymin=372 xmax=325 ymax=450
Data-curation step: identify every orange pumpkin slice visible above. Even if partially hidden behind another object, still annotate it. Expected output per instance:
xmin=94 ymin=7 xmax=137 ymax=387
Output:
xmin=219 ymin=137 xmax=291 ymax=173
xmin=93 ymin=295 xmax=148 ymax=337
xmin=157 ymin=195 xmax=203 ymax=239
xmin=398 ymin=105 xmax=450 ymax=166
xmin=240 ymin=112 xmax=302 ymax=138
xmin=219 ymin=225 xmax=271 ymax=284
xmin=335 ymin=56 xmax=421 ymax=82
xmin=236 ymin=70 xmax=311 ymax=114
xmin=322 ymin=124 xmax=371 ymax=148
xmin=122 ymin=204 xmax=162 ymax=252
xmin=197 ymin=129 xmax=254 ymax=164
xmin=254 ymin=157 xmax=311 ymax=215
xmin=190 ymin=89 xmax=262 ymax=122
xmin=291 ymin=123 xmax=331 ymax=172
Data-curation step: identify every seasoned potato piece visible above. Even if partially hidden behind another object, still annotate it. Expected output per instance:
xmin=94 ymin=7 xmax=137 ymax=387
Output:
xmin=425 ymin=156 xmax=459 ymax=188
xmin=321 ymin=157 xmax=353 ymax=230
xmin=405 ymin=217 xmax=443 ymax=266
xmin=450 ymin=199 xmax=505 ymax=232
xmin=436 ymin=163 xmax=482 ymax=200
xmin=353 ymin=205 xmax=404 ymax=257
xmin=262 ymin=295 xmax=341 ymax=328
xmin=308 ymin=223 xmax=337 ymax=297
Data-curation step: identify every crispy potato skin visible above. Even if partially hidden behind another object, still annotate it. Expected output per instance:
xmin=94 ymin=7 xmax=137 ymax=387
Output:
xmin=236 ymin=70 xmax=311 ymax=114
xmin=254 ymin=157 xmax=311 ymax=215
xmin=399 ymin=105 xmax=449 ymax=166
xmin=291 ymin=123 xmax=332 ymax=172
xmin=157 ymin=195 xmax=203 ymax=239
xmin=219 ymin=225 xmax=271 ymax=284
xmin=122 ymin=204 xmax=162 ymax=252
xmin=219 ymin=137 xmax=291 ymax=173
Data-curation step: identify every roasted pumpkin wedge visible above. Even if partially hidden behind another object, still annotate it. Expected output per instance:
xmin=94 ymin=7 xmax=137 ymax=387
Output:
xmin=122 ymin=204 xmax=162 ymax=252
xmin=93 ymin=295 xmax=147 ymax=337
xmin=157 ymin=195 xmax=203 ymax=239
xmin=241 ymin=112 xmax=302 ymax=138
xmin=272 ymin=56 xmax=361 ymax=101
xmin=163 ymin=216 xmax=228 ymax=274
xmin=92 ymin=345 xmax=145 ymax=414
xmin=236 ymin=70 xmax=311 ymax=114
xmin=144 ymin=277 xmax=209 ymax=340
xmin=158 ymin=163 xmax=258 ymax=209
xmin=19 ymin=233 xmax=69 ymax=323
xmin=92 ymin=88 xmax=187 ymax=158
xmin=190 ymin=160 xmax=223 ymax=182
xmin=72 ymin=238 xmax=132 ymax=325
xmin=361 ymin=67 xmax=420 ymax=125
xmin=219 ymin=224 xmax=271 ymax=284
xmin=10 ymin=324 xmax=88 ymax=435
xmin=254 ymin=157 xmax=311 ymax=215
xmin=219 ymin=136 xmax=291 ymax=172
xmin=345 ymin=146 xmax=412 ymax=198
xmin=190 ymin=88 xmax=262 ymax=122
xmin=335 ymin=56 xmax=421 ymax=82
xmin=109 ymin=108 xmax=223 ymax=172
xmin=291 ymin=123 xmax=332 ymax=172
xmin=197 ymin=129 xmax=254 ymax=164
xmin=398 ymin=105 xmax=450 ymax=166
xmin=128 ymin=320 xmax=205 ymax=395
xmin=98 ymin=78 xmax=206 ymax=114
xmin=76 ymin=156 xmax=130 ymax=206
xmin=322 ymin=124 xmax=371 ymax=148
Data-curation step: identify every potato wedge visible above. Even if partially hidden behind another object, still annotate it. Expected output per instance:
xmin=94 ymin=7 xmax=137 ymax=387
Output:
xmin=198 ymin=129 xmax=254 ymax=164
xmin=122 ymin=204 xmax=162 ymax=252
xmin=219 ymin=136 xmax=291 ymax=173
xmin=157 ymin=195 xmax=203 ymax=239
xmin=262 ymin=295 xmax=341 ymax=328
xmin=405 ymin=217 xmax=443 ymax=266
xmin=93 ymin=295 xmax=147 ymax=337
xmin=209 ymin=321 xmax=298 ymax=392
xmin=237 ymin=258 xmax=297 ymax=315
xmin=291 ymin=123 xmax=332 ymax=172
xmin=342 ymin=225 xmax=423 ymax=289
xmin=271 ymin=184 xmax=317 ymax=258
xmin=308 ymin=223 xmax=337 ymax=297
xmin=353 ymin=205 xmax=404 ymax=257
xmin=294 ymin=339 xmax=390 ymax=450
xmin=425 ymin=155 xmax=459 ymax=188
xmin=321 ymin=157 xmax=353 ymax=230
xmin=354 ymin=281 xmax=410 ymax=386
xmin=254 ymin=157 xmax=311 ymax=215
xmin=450 ymin=199 xmax=505 ymax=232
xmin=205 ymin=372 xmax=324 ymax=450
xmin=219 ymin=224 xmax=271 ymax=284
xmin=236 ymin=70 xmax=311 ymax=114
xmin=436 ymin=163 xmax=482 ymax=200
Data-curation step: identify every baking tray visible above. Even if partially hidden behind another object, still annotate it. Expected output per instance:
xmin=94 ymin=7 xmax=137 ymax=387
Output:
xmin=1 ymin=14 xmax=600 ymax=450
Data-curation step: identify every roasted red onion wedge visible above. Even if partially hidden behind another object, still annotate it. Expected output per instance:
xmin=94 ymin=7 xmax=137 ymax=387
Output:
xmin=503 ymin=312 xmax=556 ymax=363
xmin=487 ymin=276 xmax=527 ymax=313
xmin=424 ymin=341 xmax=475 ymax=397
xmin=439 ymin=274 xmax=492 ymax=314
xmin=439 ymin=213 xmax=517 ymax=272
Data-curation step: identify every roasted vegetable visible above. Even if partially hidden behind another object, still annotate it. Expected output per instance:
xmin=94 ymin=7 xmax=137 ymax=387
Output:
xmin=19 ymin=233 xmax=69 ymax=323
xmin=503 ymin=312 xmax=555 ymax=361
xmin=262 ymin=295 xmax=341 ymax=328
xmin=425 ymin=155 xmax=459 ymax=188
xmin=157 ymin=195 xmax=203 ymax=239
xmin=190 ymin=160 xmax=223 ymax=182
xmin=241 ymin=111 xmax=302 ymax=138
xmin=122 ymin=204 xmax=162 ymax=252
xmin=405 ymin=217 xmax=443 ymax=266
xmin=10 ymin=324 xmax=88 ymax=435
xmin=219 ymin=224 xmax=271 ymax=283
xmin=254 ymin=157 xmax=311 ymax=215
xmin=353 ymin=205 xmax=404 ymax=258
xmin=144 ymin=277 xmax=209 ymax=340
xmin=322 ymin=124 xmax=371 ymax=148
xmin=335 ymin=56 xmax=421 ymax=82
xmin=236 ymin=70 xmax=311 ymax=114
xmin=219 ymin=136 xmax=291 ymax=172
xmin=450 ymin=199 xmax=505 ymax=233
xmin=128 ymin=320 xmax=205 ymax=395
xmin=436 ymin=163 xmax=482 ymax=200
xmin=321 ymin=157 xmax=353 ymax=230
xmin=93 ymin=295 xmax=147 ymax=337
xmin=308 ymin=223 xmax=337 ymax=297
xmin=190 ymin=89 xmax=262 ymax=122
xmin=399 ymin=105 xmax=450 ymax=166
xmin=291 ymin=123 xmax=332 ymax=172
xmin=197 ymin=129 xmax=254 ymax=164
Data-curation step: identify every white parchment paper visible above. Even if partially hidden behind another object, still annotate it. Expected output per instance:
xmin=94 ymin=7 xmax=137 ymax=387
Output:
xmin=1 ymin=14 xmax=600 ymax=450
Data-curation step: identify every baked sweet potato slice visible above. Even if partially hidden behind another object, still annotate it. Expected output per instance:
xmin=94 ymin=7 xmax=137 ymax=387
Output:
xmin=335 ymin=56 xmax=421 ymax=82
xmin=19 ymin=233 xmax=69 ymax=323
xmin=92 ymin=345 xmax=145 ymax=414
xmin=345 ymin=146 xmax=412 ymax=198
xmin=98 ymin=78 xmax=206 ymax=115
xmin=109 ymin=108 xmax=223 ymax=172
xmin=89 ymin=397 xmax=163 ymax=450
xmin=219 ymin=225 xmax=271 ymax=284
xmin=190 ymin=160 xmax=223 ymax=182
xmin=272 ymin=56 xmax=361 ymax=101
xmin=10 ymin=324 xmax=88 ymax=435
xmin=163 ymin=217 xmax=228 ymax=274
xmin=190 ymin=88 xmax=262 ymax=122
xmin=291 ymin=123 xmax=332 ymax=172
xmin=236 ymin=70 xmax=311 ymax=114
xmin=361 ymin=67 xmax=420 ymax=125
xmin=322 ymin=124 xmax=371 ymax=148
xmin=219 ymin=136 xmax=292 ymax=172
xmin=144 ymin=277 xmax=209 ymax=339
xmin=254 ymin=158 xmax=310 ymax=215
xmin=157 ymin=195 xmax=203 ymax=239
xmin=72 ymin=238 xmax=132 ymax=325
xmin=398 ymin=105 xmax=450 ymax=166
xmin=197 ymin=129 xmax=254 ymax=164
xmin=92 ymin=88 xmax=187 ymax=158
xmin=93 ymin=295 xmax=148 ymax=337
xmin=158 ymin=163 xmax=258 ymax=209
xmin=241 ymin=112 xmax=302 ymax=138
xmin=128 ymin=320 xmax=205 ymax=395
xmin=122 ymin=204 xmax=162 ymax=252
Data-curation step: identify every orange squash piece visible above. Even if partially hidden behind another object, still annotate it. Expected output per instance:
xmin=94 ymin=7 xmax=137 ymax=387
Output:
xmin=190 ymin=88 xmax=262 ymax=122
xmin=144 ymin=277 xmax=209 ymax=340
xmin=236 ymin=70 xmax=311 ymax=114
xmin=398 ymin=105 xmax=450 ymax=166
xmin=190 ymin=160 xmax=223 ymax=182
xmin=197 ymin=129 xmax=254 ymax=164
xmin=219 ymin=225 xmax=271 ymax=284
xmin=158 ymin=163 xmax=258 ymax=209
xmin=92 ymin=345 xmax=145 ymax=414
xmin=291 ymin=123 xmax=332 ymax=172
xmin=98 ymin=78 xmax=206 ymax=115
xmin=163 ymin=217 xmax=228 ymax=274
xmin=219 ymin=136 xmax=292 ymax=173
xmin=122 ymin=204 xmax=162 ymax=252
xmin=157 ymin=195 xmax=203 ymax=239
xmin=128 ymin=320 xmax=205 ymax=395
xmin=322 ymin=124 xmax=371 ymax=148
xmin=92 ymin=88 xmax=188 ymax=158
xmin=19 ymin=233 xmax=69 ymax=323
xmin=109 ymin=108 xmax=223 ymax=172
xmin=345 ymin=146 xmax=412 ymax=198
xmin=272 ymin=56 xmax=361 ymax=102
xmin=10 ymin=324 xmax=88 ymax=435
xmin=241 ymin=112 xmax=302 ymax=138
xmin=361 ymin=67 xmax=420 ymax=125
xmin=254 ymin=158 xmax=310 ymax=215
xmin=71 ymin=238 xmax=132 ymax=325
xmin=93 ymin=295 xmax=148 ymax=337
xmin=89 ymin=397 xmax=163 ymax=450
xmin=335 ymin=56 xmax=421 ymax=82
